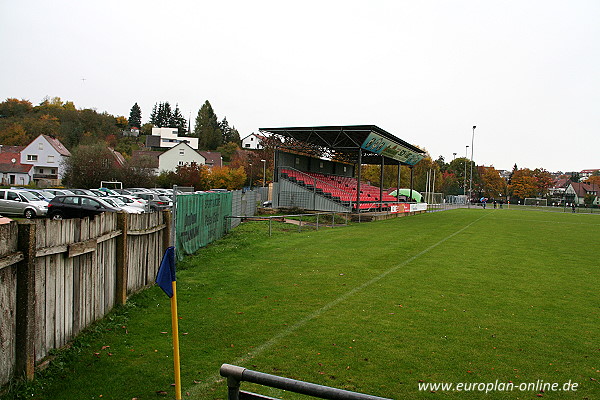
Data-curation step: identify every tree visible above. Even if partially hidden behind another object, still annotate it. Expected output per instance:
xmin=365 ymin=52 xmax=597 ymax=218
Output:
xmin=209 ymin=166 xmax=246 ymax=190
xmin=216 ymin=141 xmax=241 ymax=163
xmin=115 ymin=116 xmax=128 ymax=130
xmin=0 ymin=98 xmax=33 ymax=117
xmin=128 ymin=103 xmax=142 ymax=128
xmin=62 ymin=144 xmax=120 ymax=188
xmin=509 ymin=168 xmax=539 ymax=200
xmin=219 ymin=117 xmax=242 ymax=145
xmin=586 ymin=175 xmax=600 ymax=185
xmin=570 ymin=172 xmax=580 ymax=183
xmin=149 ymin=102 xmax=174 ymax=128
xmin=434 ymin=155 xmax=447 ymax=172
xmin=171 ymin=104 xmax=187 ymax=135
xmin=478 ymin=166 xmax=507 ymax=199
xmin=194 ymin=100 xmax=221 ymax=150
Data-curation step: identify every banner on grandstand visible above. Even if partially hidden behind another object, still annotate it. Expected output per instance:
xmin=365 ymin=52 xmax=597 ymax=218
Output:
xmin=176 ymin=192 xmax=232 ymax=257
xmin=361 ymin=132 xmax=424 ymax=165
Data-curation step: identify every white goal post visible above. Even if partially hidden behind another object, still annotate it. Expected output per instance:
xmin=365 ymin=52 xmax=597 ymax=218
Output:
xmin=524 ymin=198 xmax=547 ymax=206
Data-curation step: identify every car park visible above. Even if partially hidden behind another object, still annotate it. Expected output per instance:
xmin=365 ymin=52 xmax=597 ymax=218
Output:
xmin=47 ymin=195 xmax=119 ymax=220
xmin=0 ymin=189 xmax=48 ymax=218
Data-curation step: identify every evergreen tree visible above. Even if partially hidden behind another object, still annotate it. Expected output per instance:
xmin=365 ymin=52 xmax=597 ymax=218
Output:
xmin=219 ymin=117 xmax=242 ymax=144
xmin=228 ymin=126 xmax=241 ymax=144
xmin=194 ymin=100 xmax=221 ymax=150
xmin=171 ymin=104 xmax=187 ymax=135
xmin=219 ymin=117 xmax=230 ymax=144
xmin=149 ymin=104 xmax=158 ymax=125
xmin=128 ymin=103 xmax=142 ymax=129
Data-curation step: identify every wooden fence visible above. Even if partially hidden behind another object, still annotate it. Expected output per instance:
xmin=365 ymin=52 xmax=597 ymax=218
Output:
xmin=0 ymin=211 xmax=170 ymax=387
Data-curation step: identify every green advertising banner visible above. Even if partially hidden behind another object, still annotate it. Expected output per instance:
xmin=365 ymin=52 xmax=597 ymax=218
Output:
xmin=175 ymin=192 xmax=232 ymax=256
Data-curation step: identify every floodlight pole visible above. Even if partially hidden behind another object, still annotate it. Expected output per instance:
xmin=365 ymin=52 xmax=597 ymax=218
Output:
xmin=464 ymin=145 xmax=469 ymax=199
xmin=469 ymin=126 xmax=476 ymax=207
xmin=249 ymin=163 xmax=253 ymax=189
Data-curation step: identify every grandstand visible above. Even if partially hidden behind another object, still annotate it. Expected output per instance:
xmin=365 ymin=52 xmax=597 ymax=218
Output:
xmin=259 ymin=125 xmax=426 ymax=213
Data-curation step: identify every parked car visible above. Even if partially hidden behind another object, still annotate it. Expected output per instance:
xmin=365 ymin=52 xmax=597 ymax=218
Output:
xmin=47 ymin=195 xmax=119 ymax=220
xmin=45 ymin=188 xmax=76 ymax=197
xmin=0 ymin=189 xmax=48 ymax=218
xmin=131 ymin=192 xmax=172 ymax=211
xmin=69 ymin=188 xmax=97 ymax=197
xmin=11 ymin=188 xmax=55 ymax=202
xmin=112 ymin=188 xmax=135 ymax=195
xmin=107 ymin=195 xmax=147 ymax=210
xmin=89 ymin=189 xmax=109 ymax=197
xmin=102 ymin=197 xmax=144 ymax=214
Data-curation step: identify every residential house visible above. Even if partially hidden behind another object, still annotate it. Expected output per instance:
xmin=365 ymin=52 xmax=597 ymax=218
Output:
xmin=198 ymin=151 xmax=223 ymax=168
xmin=131 ymin=150 xmax=160 ymax=176
xmin=146 ymin=127 xmax=199 ymax=150
xmin=0 ymin=151 xmax=32 ymax=185
xmin=158 ymin=142 xmax=206 ymax=173
xmin=564 ymin=182 xmax=600 ymax=206
xmin=20 ymin=134 xmax=71 ymax=186
xmin=549 ymin=178 xmax=571 ymax=200
xmin=241 ymin=133 xmax=266 ymax=150
xmin=580 ymin=169 xmax=599 ymax=180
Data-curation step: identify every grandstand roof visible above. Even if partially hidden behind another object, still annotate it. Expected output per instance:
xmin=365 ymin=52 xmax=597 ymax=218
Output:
xmin=259 ymin=125 xmax=425 ymax=166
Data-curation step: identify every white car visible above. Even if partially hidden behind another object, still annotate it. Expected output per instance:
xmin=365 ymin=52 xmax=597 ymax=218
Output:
xmin=102 ymin=197 xmax=144 ymax=214
xmin=107 ymin=195 xmax=147 ymax=210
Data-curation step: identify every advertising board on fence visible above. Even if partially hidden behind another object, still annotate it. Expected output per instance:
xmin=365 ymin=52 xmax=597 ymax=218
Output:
xmin=176 ymin=192 xmax=232 ymax=256
xmin=390 ymin=203 xmax=411 ymax=214
xmin=410 ymin=203 xmax=428 ymax=212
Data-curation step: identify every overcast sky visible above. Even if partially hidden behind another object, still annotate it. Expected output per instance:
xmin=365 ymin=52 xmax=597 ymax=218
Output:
xmin=1 ymin=1 xmax=598 ymax=172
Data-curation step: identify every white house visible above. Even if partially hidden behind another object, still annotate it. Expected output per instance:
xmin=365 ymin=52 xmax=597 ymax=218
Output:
xmin=241 ymin=133 xmax=266 ymax=150
xmin=20 ymin=135 xmax=71 ymax=185
xmin=148 ymin=127 xmax=199 ymax=150
xmin=158 ymin=142 xmax=206 ymax=173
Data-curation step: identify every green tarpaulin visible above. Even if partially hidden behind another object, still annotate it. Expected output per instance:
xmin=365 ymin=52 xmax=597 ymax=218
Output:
xmin=175 ymin=192 xmax=232 ymax=256
xmin=387 ymin=188 xmax=423 ymax=202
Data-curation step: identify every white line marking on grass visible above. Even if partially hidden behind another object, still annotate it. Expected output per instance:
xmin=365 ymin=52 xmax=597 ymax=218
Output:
xmin=189 ymin=213 xmax=490 ymax=395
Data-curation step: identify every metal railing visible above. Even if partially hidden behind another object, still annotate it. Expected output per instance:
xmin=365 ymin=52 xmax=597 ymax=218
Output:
xmin=226 ymin=211 xmax=350 ymax=236
xmin=220 ymin=364 xmax=392 ymax=400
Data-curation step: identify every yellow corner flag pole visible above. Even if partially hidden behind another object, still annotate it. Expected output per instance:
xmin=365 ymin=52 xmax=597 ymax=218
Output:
xmin=171 ymin=280 xmax=182 ymax=400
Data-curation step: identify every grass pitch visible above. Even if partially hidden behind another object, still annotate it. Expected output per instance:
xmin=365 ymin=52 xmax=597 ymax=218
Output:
xmin=8 ymin=208 xmax=599 ymax=399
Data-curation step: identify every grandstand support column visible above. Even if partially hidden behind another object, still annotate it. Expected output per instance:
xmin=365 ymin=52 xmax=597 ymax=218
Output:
xmin=356 ymin=148 xmax=362 ymax=213
xmin=397 ymin=162 xmax=401 ymax=202
xmin=409 ymin=166 xmax=414 ymax=202
xmin=379 ymin=156 xmax=384 ymax=211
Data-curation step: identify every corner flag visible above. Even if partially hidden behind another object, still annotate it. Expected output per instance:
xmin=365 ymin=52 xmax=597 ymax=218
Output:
xmin=156 ymin=246 xmax=176 ymax=297
xmin=155 ymin=245 xmax=182 ymax=400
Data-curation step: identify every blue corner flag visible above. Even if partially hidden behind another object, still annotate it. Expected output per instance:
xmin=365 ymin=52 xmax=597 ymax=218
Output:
xmin=156 ymin=246 xmax=176 ymax=298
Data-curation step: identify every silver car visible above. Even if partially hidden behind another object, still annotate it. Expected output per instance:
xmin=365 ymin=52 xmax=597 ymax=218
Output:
xmin=0 ymin=189 xmax=48 ymax=218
